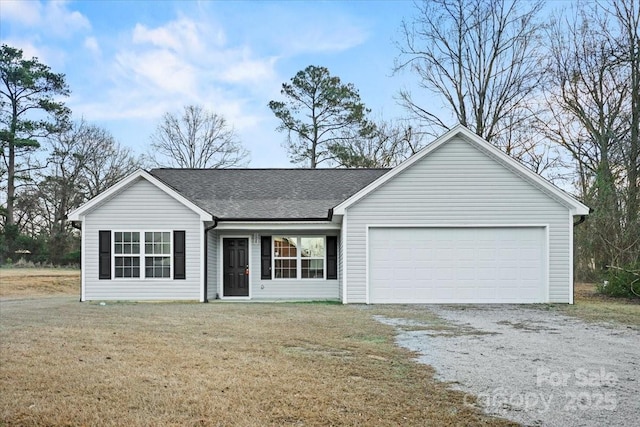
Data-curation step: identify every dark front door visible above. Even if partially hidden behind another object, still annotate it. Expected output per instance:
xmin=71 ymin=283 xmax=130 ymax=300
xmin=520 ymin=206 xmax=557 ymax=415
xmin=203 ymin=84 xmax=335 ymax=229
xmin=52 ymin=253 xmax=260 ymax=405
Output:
xmin=223 ymin=238 xmax=249 ymax=297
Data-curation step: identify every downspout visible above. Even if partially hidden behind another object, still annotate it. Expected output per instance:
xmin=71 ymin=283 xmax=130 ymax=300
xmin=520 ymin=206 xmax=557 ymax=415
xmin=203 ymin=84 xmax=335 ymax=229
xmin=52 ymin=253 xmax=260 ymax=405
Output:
xmin=203 ymin=218 xmax=218 ymax=302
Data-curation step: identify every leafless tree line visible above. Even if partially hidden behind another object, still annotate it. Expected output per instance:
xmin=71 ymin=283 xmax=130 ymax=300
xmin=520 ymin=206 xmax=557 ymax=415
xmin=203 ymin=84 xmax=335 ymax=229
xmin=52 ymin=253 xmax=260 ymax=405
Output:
xmin=7 ymin=121 xmax=141 ymax=264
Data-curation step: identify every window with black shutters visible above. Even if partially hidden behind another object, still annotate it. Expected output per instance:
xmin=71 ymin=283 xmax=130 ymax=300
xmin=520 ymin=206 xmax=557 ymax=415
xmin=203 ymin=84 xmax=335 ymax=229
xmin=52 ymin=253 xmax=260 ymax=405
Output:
xmin=103 ymin=230 xmax=184 ymax=280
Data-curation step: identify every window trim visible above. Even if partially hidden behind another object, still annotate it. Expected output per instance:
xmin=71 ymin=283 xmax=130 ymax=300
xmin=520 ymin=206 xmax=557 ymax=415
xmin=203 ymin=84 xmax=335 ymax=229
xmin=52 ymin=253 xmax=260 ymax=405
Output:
xmin=272 ymin=236 xmax=326 ymax=280
xmin=112 ymin=230 xmax=173 ymax=280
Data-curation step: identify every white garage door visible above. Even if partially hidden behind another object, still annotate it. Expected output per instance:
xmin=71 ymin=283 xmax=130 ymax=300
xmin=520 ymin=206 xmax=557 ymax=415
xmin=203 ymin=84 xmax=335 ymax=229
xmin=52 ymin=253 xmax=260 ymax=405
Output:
xmin=368 ymin=227 xmax=546 ymax=303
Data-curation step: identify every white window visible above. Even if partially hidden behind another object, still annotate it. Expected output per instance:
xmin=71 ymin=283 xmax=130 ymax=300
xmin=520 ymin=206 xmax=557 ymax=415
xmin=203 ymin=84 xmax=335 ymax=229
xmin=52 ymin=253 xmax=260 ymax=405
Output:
xmin=273 ymin=236 xmax=324 ymax=279
xmin=114 ymin=231 xmax=171 ymax=279
xmin=114 ymin=232 xmax=140 ymax=278
xmin=144 ymin=232 xmax=171 ymax=278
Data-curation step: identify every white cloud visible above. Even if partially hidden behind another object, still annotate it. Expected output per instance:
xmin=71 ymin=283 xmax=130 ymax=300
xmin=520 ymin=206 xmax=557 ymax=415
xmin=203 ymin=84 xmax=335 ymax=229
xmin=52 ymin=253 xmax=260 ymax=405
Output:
xmin=66 ymin=5 xmax=371 ymax=167
xmin=125 ymin=16 xmax=278 ymax=86
xmin=0 ymin=0 xmax=42 ymax=26
xmin=1 ymin=1 xmax=90 ymax=38
xmin=84 ymin=36 xmax=100 ymax=54
xmin=44 ymin=0 xmax=91 ymax=37
xmin=0 ymin=38 xmax=66 ymax=67
xmin=132 ymin=18 xmax=205 ymax=53
xmin=76 ymin=81 xmax=260 ymax=128
xmin=114 ymin=49 xmax=198 ymax=95
xmin=2 ymin=1 xmax=381 ymax=167
xmin=218 ymin=55 xmax=278 ymax=84
xmin=80 ymin=15 xmax=279 ymax=122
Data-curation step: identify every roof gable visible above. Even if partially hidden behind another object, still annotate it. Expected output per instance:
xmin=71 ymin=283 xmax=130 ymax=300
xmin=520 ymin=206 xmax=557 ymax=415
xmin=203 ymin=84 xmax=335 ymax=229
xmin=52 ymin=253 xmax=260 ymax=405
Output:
xmin=67 ymin=169 xmax=213 ymax=221
xmin=333 ymin=125 xmax=590 ymax=216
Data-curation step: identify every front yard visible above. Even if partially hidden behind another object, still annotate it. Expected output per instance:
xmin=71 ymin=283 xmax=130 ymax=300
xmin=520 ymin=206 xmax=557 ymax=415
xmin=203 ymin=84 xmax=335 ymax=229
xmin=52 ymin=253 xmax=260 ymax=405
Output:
xmin=0 ymin=269 xmax=510 ymax=426
xmin=2 ymin=269 xmax=637 ymax=426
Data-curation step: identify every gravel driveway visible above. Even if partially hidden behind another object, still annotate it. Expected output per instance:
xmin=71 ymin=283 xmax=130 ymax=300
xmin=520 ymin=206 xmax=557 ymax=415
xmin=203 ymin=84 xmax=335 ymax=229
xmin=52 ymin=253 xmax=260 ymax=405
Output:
xmin=375 ymin=305 xmax=639 ymax=427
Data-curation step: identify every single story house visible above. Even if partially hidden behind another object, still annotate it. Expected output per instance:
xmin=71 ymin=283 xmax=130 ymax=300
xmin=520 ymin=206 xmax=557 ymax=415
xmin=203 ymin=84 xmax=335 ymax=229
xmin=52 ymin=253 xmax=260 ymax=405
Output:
xmin=68 ymin=125 xmax=589 ymax=304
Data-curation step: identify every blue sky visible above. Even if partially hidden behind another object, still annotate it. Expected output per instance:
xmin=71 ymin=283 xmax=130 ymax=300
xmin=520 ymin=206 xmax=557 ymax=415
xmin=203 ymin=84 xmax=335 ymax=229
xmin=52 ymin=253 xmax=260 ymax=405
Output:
xmin=0 ymin=0 xmax=438 ymax=167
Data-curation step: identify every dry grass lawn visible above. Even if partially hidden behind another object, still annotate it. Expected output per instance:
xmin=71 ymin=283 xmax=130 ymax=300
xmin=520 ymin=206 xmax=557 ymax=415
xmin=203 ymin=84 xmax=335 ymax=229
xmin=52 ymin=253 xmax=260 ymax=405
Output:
xmin=0 ymin=269 xmax=513 ymax=426
xmin=0 ymin=268 xmax=79 ymax=298
xmin=547 ymin=282 xmax=640 ymax=328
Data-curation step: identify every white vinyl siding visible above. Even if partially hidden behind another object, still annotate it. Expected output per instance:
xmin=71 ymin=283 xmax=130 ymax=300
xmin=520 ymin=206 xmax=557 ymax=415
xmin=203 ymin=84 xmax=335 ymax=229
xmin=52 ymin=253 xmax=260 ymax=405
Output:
xmin=208 ymin=229 xmax=340 ymax=301
xmin=82 ymin=178 xmax=202 ymax=300
xmin=345 ymin=136 xmax=572 ymax=303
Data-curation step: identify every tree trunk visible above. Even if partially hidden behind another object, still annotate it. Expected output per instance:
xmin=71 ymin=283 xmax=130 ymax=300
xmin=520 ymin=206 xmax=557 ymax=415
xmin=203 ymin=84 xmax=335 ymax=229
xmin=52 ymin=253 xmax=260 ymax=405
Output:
xmin=7 ymin=144 xmax=15 ymax=228
xmin=311 ymin=110 xmax=318 ymax=168
xmin=6 ymin=107 xmax=17 ymax=228
xmin=627 ymin=32 xmax=639 ymax=231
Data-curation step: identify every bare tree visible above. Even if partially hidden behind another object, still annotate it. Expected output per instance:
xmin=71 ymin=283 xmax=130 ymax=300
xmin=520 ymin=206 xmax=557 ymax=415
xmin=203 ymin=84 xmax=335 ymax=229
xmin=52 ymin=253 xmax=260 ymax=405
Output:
xmin=543 ymin=0 xmax=639 ymax=275
xmin=331 ymin=119 xmax=424 ymax=168
xmin=77 ymin=125 xmax=141 ymax=198
xmin=149 ymin=105 xmax=249 ymax=169
xmin=31 ymin=121 xmax=142 ymax=263
xmin=395 ymin=0 xmax=550 ymax=168
xmin=43 ymin=120 xmax=141 ymax=214
xmin=610 ymin=0 xmax=640 ymax=239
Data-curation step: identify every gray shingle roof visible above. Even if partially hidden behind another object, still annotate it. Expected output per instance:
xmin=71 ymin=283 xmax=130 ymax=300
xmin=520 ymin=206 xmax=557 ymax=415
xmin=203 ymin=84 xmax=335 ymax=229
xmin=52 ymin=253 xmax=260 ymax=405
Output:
xmin=150 ymin=168 xmax=390 ymax=220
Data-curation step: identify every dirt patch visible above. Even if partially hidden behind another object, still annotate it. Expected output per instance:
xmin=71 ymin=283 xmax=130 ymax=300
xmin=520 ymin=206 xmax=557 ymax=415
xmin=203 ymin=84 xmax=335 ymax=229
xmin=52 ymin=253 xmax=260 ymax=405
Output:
xmin=495 ymin=320 xmax=560 ymax=333
xmin=371 ymin=313 xmax=499 ymax=338
xmin=0 ymin=297 xmax=515 ymax=426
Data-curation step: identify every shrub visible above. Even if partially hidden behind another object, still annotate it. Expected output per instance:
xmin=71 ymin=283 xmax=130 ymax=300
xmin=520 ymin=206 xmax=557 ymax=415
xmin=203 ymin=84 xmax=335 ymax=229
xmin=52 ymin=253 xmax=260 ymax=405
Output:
xmin=62 ymin=250 xmax=81 ymax=266
xmin=597 ymin=263 xmax=640 ymax=299
xmin=13 ymin=258 xmax=36 ymax=268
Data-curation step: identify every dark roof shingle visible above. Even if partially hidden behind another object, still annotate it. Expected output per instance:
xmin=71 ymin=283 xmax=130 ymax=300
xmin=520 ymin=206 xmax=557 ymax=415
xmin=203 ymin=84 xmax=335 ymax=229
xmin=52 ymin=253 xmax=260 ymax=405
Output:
xmin=150 ymin=168 xmax=389 ymax=220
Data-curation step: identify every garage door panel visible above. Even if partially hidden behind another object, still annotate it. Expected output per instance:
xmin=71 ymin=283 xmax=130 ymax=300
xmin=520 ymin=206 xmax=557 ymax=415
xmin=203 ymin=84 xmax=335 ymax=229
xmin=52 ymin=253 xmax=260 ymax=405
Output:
xmin=371 ymin=268 xmax=393 ymax=281
xmin=479 ymin=249 xmax=497 ymax=260
xmin=436 ymin=248 xmax=453 ymax=261
xmin=368 ymin=227 xmax=545 ymax=303
xmin=476 ymin=268 xmax=495 ymax=280
xmin=457 ymin=266 xmax=476 ymax=280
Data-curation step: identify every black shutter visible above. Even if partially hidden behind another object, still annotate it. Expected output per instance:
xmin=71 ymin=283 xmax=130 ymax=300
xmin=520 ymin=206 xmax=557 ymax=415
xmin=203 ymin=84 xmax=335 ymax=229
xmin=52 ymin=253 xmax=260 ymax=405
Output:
xmin=174 ymin=231 xmax=186 ymax=280
xmin=98 ymin=231 xmax=111 ymax=279
xmin=261 ymin=236 xmax=272 ymax=280
xmin=326 ymin=236 xmax=338 ymax=280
